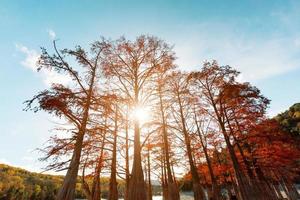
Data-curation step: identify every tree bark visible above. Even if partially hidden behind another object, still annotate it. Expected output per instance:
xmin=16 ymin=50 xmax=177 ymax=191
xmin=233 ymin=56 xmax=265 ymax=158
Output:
xmin=109 ymin=107 xmax=119 ymax=200
xmin=194 ymin=114 xmax=219 ymax=200
xmin=83 ymin=128 xmax=106 ymax=200
xmin=91 ymin=134 xmax=106 ymax=200
xmin=56 ymin=125 xmax=86 ymax=200
xmin=231 ymin=116 xmax=278 ymax=200
xmin=124 ymin=111 xmax=130 ymax=200
xmin=282 ymin=176 xmax=300 ymax=200
xmin=176 ymin=92 xmax=205 ymax=200
xmin=158 ymin=86 xmax=180 ymax=200
xmin=207 ymin=91 xmax=253 ymax=200
xmin=162 ymin=151 xmax=169 ymax=200
xmin=147 ymin=144 xmax=153 ymax=200
xmin=128 ymin=119 xmax=147 ymax=199
xmin=128 ymin=69 xmax=147 ymax=200
xmin=56 ymin=63 xmax=97 ymax=200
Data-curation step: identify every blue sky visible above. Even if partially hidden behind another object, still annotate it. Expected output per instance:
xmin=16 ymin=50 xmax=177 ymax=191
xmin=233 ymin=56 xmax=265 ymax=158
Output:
xmin=0 ymin=0 xmax=300 ymax=173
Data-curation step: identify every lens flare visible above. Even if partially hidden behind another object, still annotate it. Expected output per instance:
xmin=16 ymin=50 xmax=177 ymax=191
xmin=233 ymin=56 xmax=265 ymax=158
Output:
xmin=131 ymin=106 xmax=149 ymax=124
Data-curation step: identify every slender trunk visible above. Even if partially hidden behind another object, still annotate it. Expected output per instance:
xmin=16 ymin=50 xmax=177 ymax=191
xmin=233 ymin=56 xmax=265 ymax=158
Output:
xmin=208 ymin=94 xmax=252 ymax=200
xmin=194 ymin=114 xmax=219 ymax=200
xmin=171 ymin=163 xmax=177 ymax=184
xmin=91 ymin=132 xmax=106 ymax=200
xmin=232 ymin=117 xmax=256 ymax=179
xmin=233 ymin=137 xmax=254 ymax=180
xmin=147 ymin=144 xmax=153 ymax=200
xmin=273 ymin=182 xmax=284 ymax=199
xmin=254 ymin=166 xmax=279 ymax=200
xmin=84 ymin=128 xmax=107 ymax=200
xmin=163 ymin=152 xmax=169 ymax=200
xmin=282 ymin=176 xmax=300 ymax=200
xmin=161 ymin=147 xmax=169 ymax=200
xmin=125 ymin=111 xmax=130 ymax=200
xmin=81 ymin=163 xmax=92 ymax=200
xmin=109 ymin=107 xmax=118 ymax=200
xmin=176 ymin=92 xmax=205 ymax=200
xmin=232 ymin=117 xmax=279 ymax=200
xmin=224 ymin=133 xmax=252 ymax=200
xmin=161 ymin=160 xmax=165 ymax=200
xmin=225 ymin=116 xmax=266 ymax=199
xmin=280 ymin=180 xmax=291 ymax=199
xmin=158 ymin=86 xmax=180 ymax=200
xmin=229 ymin=172 xmax=239 ymax=199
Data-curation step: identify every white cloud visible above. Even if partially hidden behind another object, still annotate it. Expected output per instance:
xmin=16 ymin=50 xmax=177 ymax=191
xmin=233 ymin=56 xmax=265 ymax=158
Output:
xmin=15 ymin=43 xmax=39 ymax=71
xmin=16 ymin=44 xmax=71 ymax=86
xmin=44 ymin=70 xmax=71 ymax=86
xmin=174 ymin=24 xmax=300 ymax=82
xmin=47 ymin=29 xmax=56 ymax=40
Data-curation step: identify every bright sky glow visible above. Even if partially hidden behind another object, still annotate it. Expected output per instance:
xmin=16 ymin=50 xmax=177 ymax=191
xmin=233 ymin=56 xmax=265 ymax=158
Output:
xmin=131 ymin=106 xmax=150 ymax=125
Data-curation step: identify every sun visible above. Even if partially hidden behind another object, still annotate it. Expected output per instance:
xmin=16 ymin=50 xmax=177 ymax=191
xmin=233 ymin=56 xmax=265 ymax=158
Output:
xmin=131 ymin=106 xmax=150 ymax=124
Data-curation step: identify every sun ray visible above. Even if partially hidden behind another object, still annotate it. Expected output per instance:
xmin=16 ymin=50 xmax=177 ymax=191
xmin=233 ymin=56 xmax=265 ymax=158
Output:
xmin=131 ymin=106 xmax=150 ymax=124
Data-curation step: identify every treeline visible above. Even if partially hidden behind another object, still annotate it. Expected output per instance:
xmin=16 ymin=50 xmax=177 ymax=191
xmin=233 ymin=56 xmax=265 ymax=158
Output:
xmin=0 ymin=164 xmax=85 ymax=199
xmin=0 ymin=164 xmax=163 ymax=200
xmin=23 ymin=35 xmax=300 ymax=200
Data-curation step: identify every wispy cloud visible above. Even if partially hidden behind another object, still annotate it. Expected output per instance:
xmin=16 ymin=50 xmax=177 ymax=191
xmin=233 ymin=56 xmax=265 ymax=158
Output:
xmin=15 ymin=43 xmax=39 ymax=71
xmin=174 ymin=2 xmax=300 ymax=82
xmin=16 ymin=43 xmax=70 ymax=86
xmin=44 ymin=70 xmax=71 ymax=86
xmin=174 ymin=25 xmax=300 ymax=82
xmin=47 ymin=29 xmax=56 ymax=40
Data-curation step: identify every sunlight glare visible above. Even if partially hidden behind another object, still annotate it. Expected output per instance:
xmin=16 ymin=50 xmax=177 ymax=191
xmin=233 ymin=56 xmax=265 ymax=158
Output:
xmin=131 ymin=106 xmax=150 ymax=124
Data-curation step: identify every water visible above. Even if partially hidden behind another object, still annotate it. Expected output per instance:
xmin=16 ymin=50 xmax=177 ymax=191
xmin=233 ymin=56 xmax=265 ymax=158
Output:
xmin=76 ymin=193 xmax=194 ymax=200
xmin=151 ymin=193 xmax=194 ymax=200
xmin=138 ymin=193 xmax=194 ymax=200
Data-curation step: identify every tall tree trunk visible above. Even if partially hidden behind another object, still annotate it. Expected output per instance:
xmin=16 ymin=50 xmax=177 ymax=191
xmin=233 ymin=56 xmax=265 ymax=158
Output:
xmin=171 ymin=163 xmax=177 ymax=184
xmin=176 ymin=92 xmax=205 ymax=200
xmin=214 ymin=146 xmax=235 ymax=199
xmin=208 ymin=95 xmax=253 ymax=200
xmin=124 ymin=111 xmax=130 ymax=200
xmin=225 ymin=116 xmax=265 ymax=200
xmin=82 ymin=128 xmax=107 ymax=200
xmin=231 ymin=116 xmax=279 ymax=200
xmin=56 ymin=126 xmax=85 ymax=200
xmin=128 ymin=119 xmax=147 ymax=199
xmin=109 ymin=107 xmax=118 ymax=200
xmin=158 ymin=86 xmax=180 ymax=200
xmin=229 ymin=172 xmax=239 ymax=199
xmin=91 ymin=132 xmax=106 ymax=200
xmin=56 ymin=65 xmax=97 ymax=200
xmin=282 ymin=176 xmax=300 ymax=200
xmin=147 ymin=144 xmax=153 ymax=200
xmin=194 ymin=114 xmax=219 ymax=200
xmin=272 ymin=181 xmax=284 ymax=199
xmin=81 ymin=163 xmax=92 ymax=200
xmin=223 ymin=133 xmax=252 ymax=200
xmin=128 ymin=72 xmax=147 ymax=200
xmin=254 ymin=166 xmax=279 ymax=200
xmin=162 ymin=151 xmax=169 ymax=200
